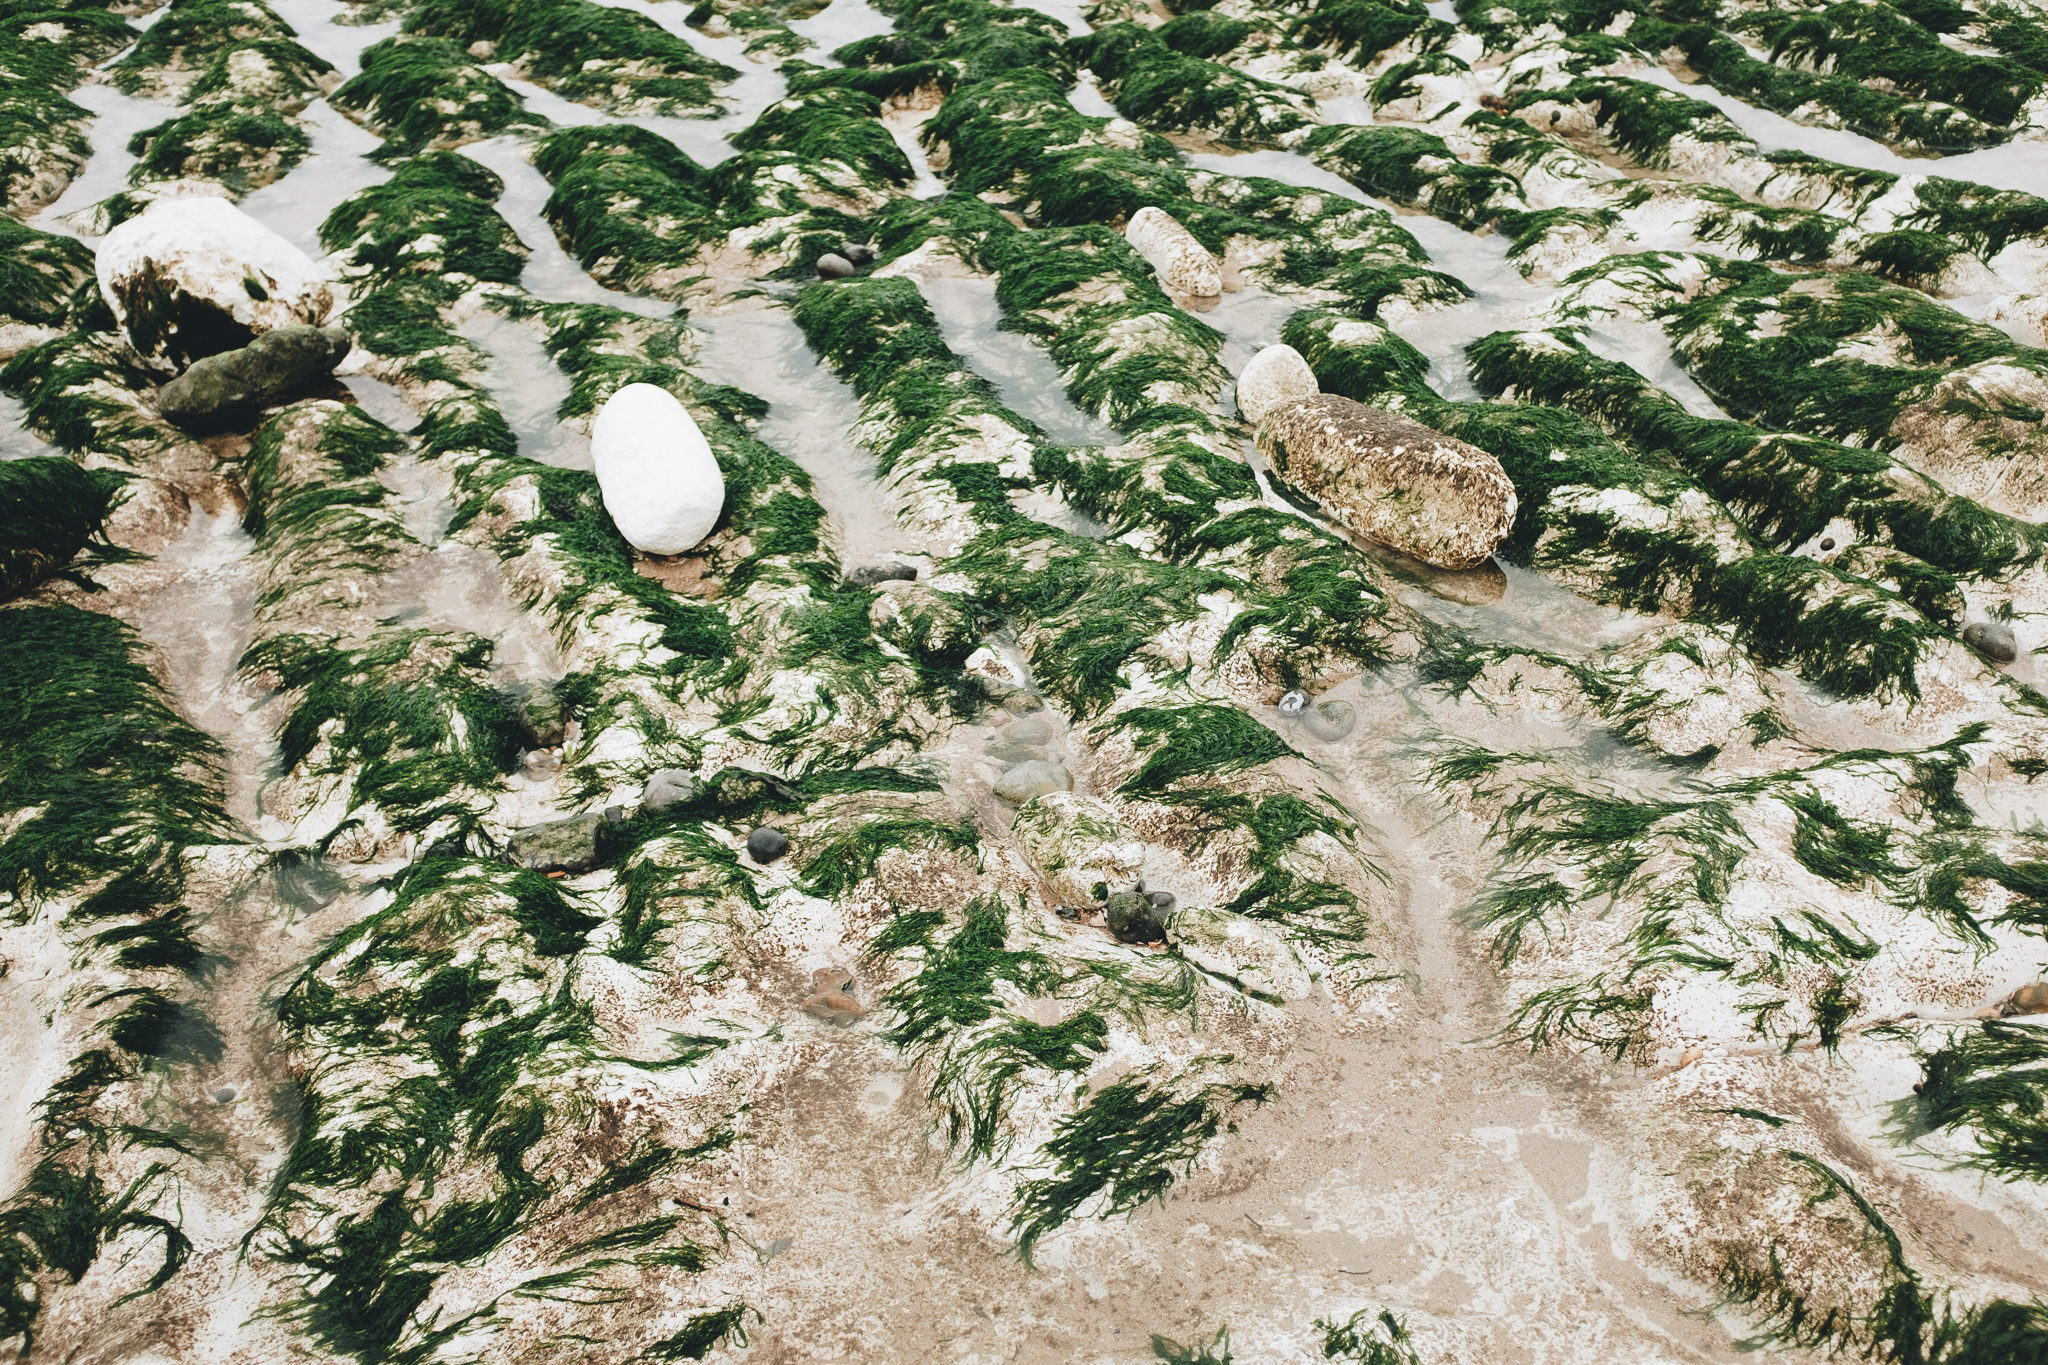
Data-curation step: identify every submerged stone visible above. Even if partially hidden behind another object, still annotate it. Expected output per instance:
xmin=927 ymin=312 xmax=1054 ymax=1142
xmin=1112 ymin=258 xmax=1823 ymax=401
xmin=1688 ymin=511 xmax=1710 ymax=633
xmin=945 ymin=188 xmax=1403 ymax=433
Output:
xmin=507 ymin=811 xmax=604 ymax=874
xmin=816 ymin=252 xmax=855 ymax=279
xmin=748 ymin=826 xmax=791 ymax=863
xmin=1303 ymin=699 xmax=1357 ymax=743
xmin=1963 ymin=620 xmax=2019 ymax=664
xmin=1004 ymin=716 xmax=1053 ymax=745
xmin=1124 ymin=206 xmax=1221 ymax=298
xmin=987 ymin=739 xmax=1049 ymax=764
xmin=1235 ymin=343 xmax=1318 ymax=424
xmin=155 ymin=324 xmax=351 ymax=432
xmin=590 ymin=382 xmax=726 ymax=555
xmin=1104 ymin=889 xmax=1166 ymax=943
xmin=97 ymin=193 xmax=336 ymax=369
xmin=844 ymin=561 xmax=916 ymax=587
xmin=641 ymin=767 xmax=702 ymax=812
xmin=1257 ymin=395 xmax=1517 ymax=571
xmin=994 ymin=759 xmax=1072 ymax=803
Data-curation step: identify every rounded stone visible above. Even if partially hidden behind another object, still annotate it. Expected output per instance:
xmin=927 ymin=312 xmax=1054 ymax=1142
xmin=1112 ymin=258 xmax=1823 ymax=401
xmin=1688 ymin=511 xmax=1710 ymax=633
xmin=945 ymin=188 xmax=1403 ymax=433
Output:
xmin=1257 ymin=394 xmax=1518 ymax=570
xmin=747 ymin=826 xmax=791 ymax=863
xmin=840 ymin=241 xmax=878 ymax=264
xmin=1303 ymin=699 xmax=1357 ymax=743
xmin=816 ymin=252 xmax=855 ymax=279
xmin=1963 ymin=620 xmax=2019 ymax=664
xmin=1104 ymin=890 xmax=1167 ymax=943
xmin=591 ymin=382 xmax=726 ymax=555
xmin=802 ymin=990 xmax=865 ymax=1025
xmin=641 ymin=767 xmax=702 ymax=812
xmin=994 ymin=759 xmax=1072 ymax=803
xmin=1124 ymin=206 xmax=1221 ymax=298
xmin=1003 ymin=692 xmax=1045 ymax=715
xmin=98 ymin=194 xmax=336 ymax=369
xmin=211 ymin=1086 xmax=239 ymax=1104
xmin=1235 ymin=344 xmax=1319 ymax=424
xmin=1004 ymin=717 xmax=1053 ymax=745
xmin=1145 ymin=889 xmax=1177 ymax=914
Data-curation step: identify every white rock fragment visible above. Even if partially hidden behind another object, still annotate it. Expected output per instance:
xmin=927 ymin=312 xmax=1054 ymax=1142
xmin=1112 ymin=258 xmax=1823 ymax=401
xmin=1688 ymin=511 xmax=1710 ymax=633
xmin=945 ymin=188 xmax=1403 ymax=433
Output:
xmin=1124 ymin=205 xmax=1221 ymax=298
xmin=1234 ymin=343 xmax=1319 ymax=423
xmin=590 ymin=382 xmax=726 ymax=554
xmin=1257 ymin=394 xmax=1518 ymax=570
xmin=97 ymin=195 xmax=335 ymax=369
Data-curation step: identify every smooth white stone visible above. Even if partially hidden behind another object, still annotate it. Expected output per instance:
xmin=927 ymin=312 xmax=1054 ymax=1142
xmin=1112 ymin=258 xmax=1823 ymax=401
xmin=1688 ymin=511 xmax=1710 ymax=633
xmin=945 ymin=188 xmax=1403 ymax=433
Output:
xmin=96 ymin=194 xmax=335 ymax=368
xmin=590 ymin=382 xmax=726 ymax=554
xmin=1124 ymin=205 xmax=1222 ymax=298
xmin=1235 ymin=343 xmax=1319 ymax=423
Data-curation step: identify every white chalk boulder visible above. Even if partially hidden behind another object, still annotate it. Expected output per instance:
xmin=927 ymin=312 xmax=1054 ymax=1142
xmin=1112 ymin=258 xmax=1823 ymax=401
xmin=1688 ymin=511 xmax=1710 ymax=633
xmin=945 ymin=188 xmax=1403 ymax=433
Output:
xmin=1124 ymin=206 xmax=1221 ymax=298
xmin=97 ymin=195 xmax=335 ymax=370
xmin=1257 ymin=394 xmax=1517 ymax=570
xmin=591 ymin=382 xmax=725 ymax=555
xmin=1235 ymin=343 xmax=1318 ymax=423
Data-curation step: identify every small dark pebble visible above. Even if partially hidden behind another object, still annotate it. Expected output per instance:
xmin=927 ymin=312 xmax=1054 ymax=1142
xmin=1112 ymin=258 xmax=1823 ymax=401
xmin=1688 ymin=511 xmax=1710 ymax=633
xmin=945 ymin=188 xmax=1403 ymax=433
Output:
xmin=816 ymin=253 xmax=855 ymax=279
xmin=1145 ymin=890 xmax=1177 ymax=913
xmin=1055 ymin=904 xmax=1087 ymax=920
xmin=1819 ymin=537 xmax=1835 ymax=551
xmin=603 ymin=805 xmax=630 ymax=824
xmin=212 ymin=1087 xmax=238 ymax=1104
xmin=748 ymin=826 xmax=791 ymax=863
xmin=1963 ymin=620 xmax=2019 ymax=664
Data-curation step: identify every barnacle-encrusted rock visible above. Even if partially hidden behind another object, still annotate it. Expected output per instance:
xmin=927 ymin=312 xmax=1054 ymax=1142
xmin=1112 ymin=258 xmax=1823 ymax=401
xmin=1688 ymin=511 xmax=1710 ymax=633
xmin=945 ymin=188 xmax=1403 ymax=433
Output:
xmin=1256 ymin=394 xmax=1517 ymax=570
xmin=507 ymin=812 xmax=605 ymax=873
xmin=154 ymin=324 xmax=351 ymax=431
xmin=96 ymin=194 xmax=336 ymax=370
xmin=589 ymin=382 xmax=726 ymax=554
xmin=1235 ymin=343 xmax=1318 ymax=423
xmin=1104 ymin=889 xmax=1166 ymax=943
xmin=1124 ymin=205 xmax=1221 ymax=298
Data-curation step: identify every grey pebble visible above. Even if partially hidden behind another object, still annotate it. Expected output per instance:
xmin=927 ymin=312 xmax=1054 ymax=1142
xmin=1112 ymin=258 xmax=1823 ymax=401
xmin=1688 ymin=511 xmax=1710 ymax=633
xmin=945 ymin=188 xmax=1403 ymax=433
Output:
xmin=1964 ymin=620 xmax=2019 ymax=664
xmin=993 ymin=759 xmax=1071 ymax=803
xmin=1003 ymin=717 xmax=1053 ymax=745
xmin=816 ymin=253 xmax=855 ymax=279
xmin=748 ymin=826 xmax=791 ymax=863
xmin=641 ymin=767 xmax=702 ymax=812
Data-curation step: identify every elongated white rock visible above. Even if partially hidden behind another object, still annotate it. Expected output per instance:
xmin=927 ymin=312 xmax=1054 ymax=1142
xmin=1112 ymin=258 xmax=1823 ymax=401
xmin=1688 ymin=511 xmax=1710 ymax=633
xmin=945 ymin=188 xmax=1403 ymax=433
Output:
xmin=591 ymin=382 xmax=725 ymax=554
xmin=1124 ymin=205 xmax=1221 ymax=298
xmin=1235 ymin=343 xmax=1318 ymax=423
xmin=97 ymin=195 xmax=335 ymax=369
xmin=1257 ymin=394 xmax=1517 ymax=570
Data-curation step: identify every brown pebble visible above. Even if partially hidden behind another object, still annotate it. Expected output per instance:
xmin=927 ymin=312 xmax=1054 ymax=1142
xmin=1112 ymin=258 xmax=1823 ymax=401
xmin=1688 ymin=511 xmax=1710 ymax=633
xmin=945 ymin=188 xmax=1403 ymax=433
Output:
xmin=2006 ymin=981 xmax=2048 ymax=1015
xmin=811 ymin=966 xmax=855 ymax=995
xmin=802 ymin=990 xmax=865 ymax=1025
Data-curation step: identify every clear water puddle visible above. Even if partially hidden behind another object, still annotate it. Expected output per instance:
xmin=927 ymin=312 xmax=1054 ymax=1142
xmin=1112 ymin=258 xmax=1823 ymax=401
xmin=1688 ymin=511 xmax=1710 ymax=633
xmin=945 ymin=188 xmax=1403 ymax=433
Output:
xmin=27 ymin=82 xmax=178 ymax=236
xmin=238 ymin=100 xmax=391 ymax=256
xmin=453 ymin=310 xmax=591 ymax=470
xmin=919 ymin=274 xmax=1119 ymax=446
xmin=688 ymin=303 xmax=909 ymax=566
xmin=0 ymin=394 xmax=55 ymax=460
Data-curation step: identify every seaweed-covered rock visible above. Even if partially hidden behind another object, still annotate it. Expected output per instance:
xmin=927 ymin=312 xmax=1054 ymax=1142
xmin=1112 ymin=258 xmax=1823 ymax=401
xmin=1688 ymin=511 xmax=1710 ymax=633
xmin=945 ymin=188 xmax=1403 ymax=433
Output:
xmin=506 ymin=811 xmax=605 ymax=873
xmin=590 ymin=382 xmax=726 ymax=555
xmin=96 ymin=194 xmax=335 ymax=369
xmin=1103 ymin=889 xmax=1166 ymax=943
xmin=1235 ymin=343 xmax=1318 ymax=424
xmin=1124 ymin=205 xmax=1220 ymax=298
xmin=0 ymin=457 xmax=121 ymax=599
xmin=1256 ymin=394 xmax=1517 ymax=570
xmin=154 ymin=323 xmax=350 ymax=431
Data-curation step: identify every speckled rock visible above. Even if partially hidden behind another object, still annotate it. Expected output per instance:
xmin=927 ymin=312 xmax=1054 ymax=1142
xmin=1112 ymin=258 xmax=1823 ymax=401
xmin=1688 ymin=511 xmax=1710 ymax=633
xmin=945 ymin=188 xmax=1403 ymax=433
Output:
xmin=1011 ymin=792 xmax=1143 ymax=904
xmin=97 ymin=194 xmax=337 ymax=370
xmin=1235 ymin=344 xmax=1318 ymax=424
xmin=1257 ymin=394 xmax=1517 ymax=570
xmin=994 ymin=759 xmax=1072 ymax=803
xmin=590 ymin=382 xmax=726 ymax=555
xmin=156 ymin=324 xmax=350 ymax=431
xmin=1124 ymin=206 xmax=1220 ymax=298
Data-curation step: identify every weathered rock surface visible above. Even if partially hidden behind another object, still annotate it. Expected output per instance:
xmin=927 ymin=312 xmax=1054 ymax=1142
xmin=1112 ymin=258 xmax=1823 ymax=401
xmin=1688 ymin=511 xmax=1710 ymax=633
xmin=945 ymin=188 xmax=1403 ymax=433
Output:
xmin=1257 ymin=394 xmax=1517 ymax=570
xmin=1235 ymin=344 xmax=1318 ymax=423
xmin=1124 ymin=206 xmax=1221 ymax=298
xmin=590 ymin=382 xmax=726 ymax=555
xmin=97 ymin=195 xmax=336 ymax=369
xmin=1104 ymin=889 xmax=1166 ymax=943
xmin=507 ymin=812 xmax=604 ymax=874
xmin=155 ymin=324 xmax=351 ymax=431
